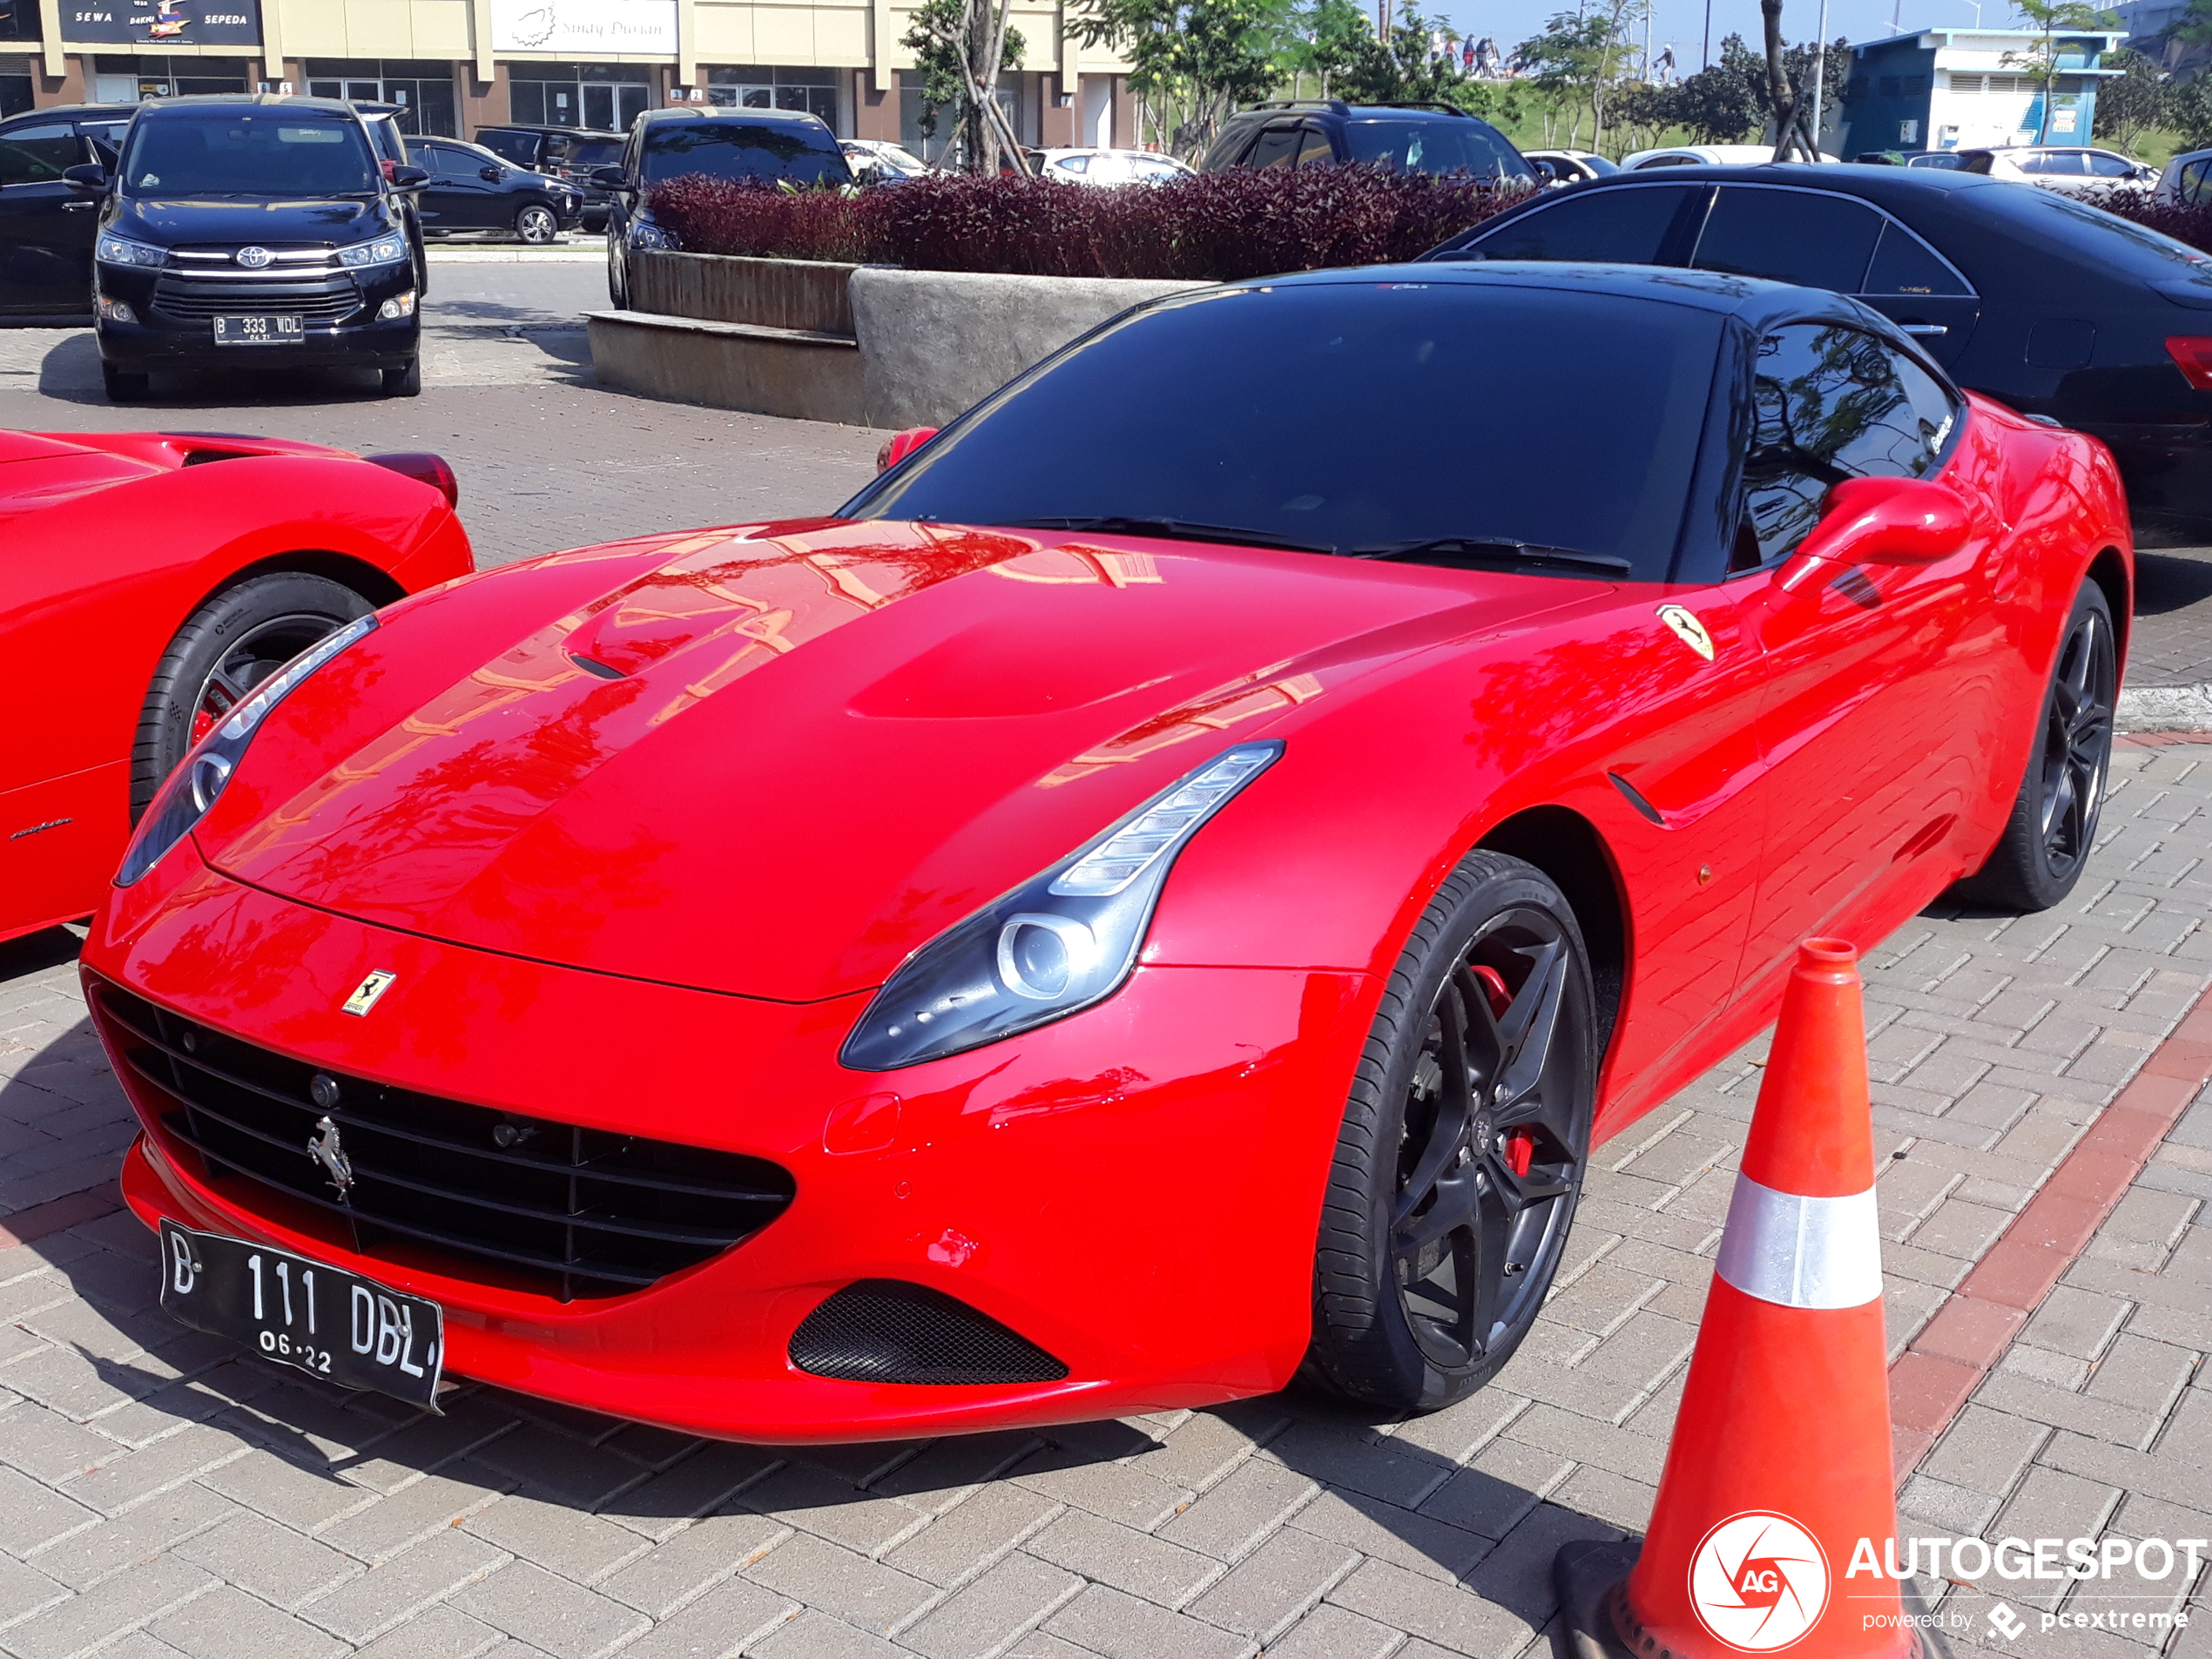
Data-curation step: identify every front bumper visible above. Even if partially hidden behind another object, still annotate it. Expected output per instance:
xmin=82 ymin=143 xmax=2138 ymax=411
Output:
xmin=86 ymin=845 xmax=1372 ymax=1442
xmin=95 ymin=261 xmax=420 ymax=372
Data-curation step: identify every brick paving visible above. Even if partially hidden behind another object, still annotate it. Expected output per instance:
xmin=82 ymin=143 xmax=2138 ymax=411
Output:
xmin=1 ymin=745 xmax=2208 ymax=1657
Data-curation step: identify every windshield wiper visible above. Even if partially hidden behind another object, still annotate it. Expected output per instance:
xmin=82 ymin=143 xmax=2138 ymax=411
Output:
xmin=1346 ymin=537 xmax=1632 ymax=577
xmin=1004 ymin=516 xmax=1336 ymax=556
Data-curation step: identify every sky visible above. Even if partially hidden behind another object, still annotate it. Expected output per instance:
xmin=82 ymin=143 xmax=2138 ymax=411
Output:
xmin=1432 ymin=0 xmax=2025 ymax=76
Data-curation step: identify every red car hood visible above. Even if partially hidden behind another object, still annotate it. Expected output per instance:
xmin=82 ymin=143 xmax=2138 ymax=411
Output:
xmin=207 ymin=519 xmax=1591 ymax=1001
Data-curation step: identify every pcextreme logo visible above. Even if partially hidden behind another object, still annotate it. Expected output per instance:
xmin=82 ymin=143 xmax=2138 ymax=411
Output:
xmin=1690 ymin=1511 xmax=1832 ymax=1652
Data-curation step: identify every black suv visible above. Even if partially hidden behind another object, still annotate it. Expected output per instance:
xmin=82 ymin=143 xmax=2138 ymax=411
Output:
xmin=78 ymin=95 xmax=428 ymax=399
xmin=1201 ymin=99 xmax=1533 ymax=185
xmin=598 ymin=107 xmax=853 ymax=307
xmin=475 ymin=124 xmax=626 ymax=230
xmin=0 ymin=103 xmax=136 ymax=320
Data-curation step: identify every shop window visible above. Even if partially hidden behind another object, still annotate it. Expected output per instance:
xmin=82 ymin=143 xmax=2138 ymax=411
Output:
xmin=1 ymin=70 xmax=30 ymax=118
xmin=304 ymin=60 xmax=457 ymax=136
xmin=899 ymin=69 xmax=1019 ymax=165
xmin=91 ymin=53 xmax=249 ymax=102
xmin=703 ymin=64 xmax=837 ymax=127
xmin=509 ymin=61 xmax=651 ymax=130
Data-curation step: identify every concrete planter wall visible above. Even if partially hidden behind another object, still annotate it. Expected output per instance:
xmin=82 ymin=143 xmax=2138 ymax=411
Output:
xmin=589 ymin=249 xmax=1211 ymax=428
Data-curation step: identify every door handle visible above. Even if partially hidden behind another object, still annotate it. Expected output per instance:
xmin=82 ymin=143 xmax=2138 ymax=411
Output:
xmin=61 ymin=200 xmax=94 ymax=211
xmin=1899 ymin=323 xmax=1948 ymax=335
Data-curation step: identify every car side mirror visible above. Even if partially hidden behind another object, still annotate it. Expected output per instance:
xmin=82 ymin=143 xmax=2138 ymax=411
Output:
xmin=876 ymin=426 xmax=939 ymax=472
xmin=62 ymin=162 xmax=107 ymax=192
xmin=1787 ymin=476 xmax=1969 ymax=574
xmin=592 ymin=166 xmax=634 ymax=191
xmin=480 ymin=165 xmax=503 ymax=182
xmin=388 ymin=165 xmax=430 ymax=189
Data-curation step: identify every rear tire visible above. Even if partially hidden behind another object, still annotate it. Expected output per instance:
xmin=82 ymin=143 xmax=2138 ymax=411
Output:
xmin=381 ymin=356 xmax=421 ymax=398
xmin=1952 ymin=582 xmax=2117 ymax=912
xmin=131 ymin=573 xmax=374 ymax=820
xmin=102 ymin=362 xmax=148 ymax=401
xmin=1307 ymin=850 xmax=1596 ymax=1413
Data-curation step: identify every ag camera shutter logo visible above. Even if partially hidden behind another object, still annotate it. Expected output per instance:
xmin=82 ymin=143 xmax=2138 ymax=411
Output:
xmin=1689 ymin=1512 xmax=1831 ymax=1651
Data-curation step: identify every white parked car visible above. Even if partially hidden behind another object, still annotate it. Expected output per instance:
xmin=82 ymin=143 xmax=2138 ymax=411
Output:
xmin=1957 ymin=145 xmax=2156 ymax=193
xmin=1620 ymin=143 xmax=1842 ymax=169
xmin=2158 ymin=147 xmax=2212 ymax=205
xmin=841 ymin=139 xmax=933 ymax=180
xmin=1030 ymin=147 xmax=1194 ymax=185
xmin=1524 ymin=149 xmax=1618 ymax=184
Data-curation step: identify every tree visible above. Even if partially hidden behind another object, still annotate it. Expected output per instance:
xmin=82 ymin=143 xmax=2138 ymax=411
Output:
xmin=2091 ymin=46 xmax=2167 ymax=151
xmin=1072 ymin=0 xmax=1286 ymax=157
xmin=1669 ymin=58 xmax=1764 ymax=140
xmin=2004 ymin=0 xmax=2114 ymax=145
xmin=1334 ymin=0 xmax=1487 ymax=106
xmin=1280 ymin=0 xmax=1370 ymax=96
xmin=901 ymin=0 xmax=1027 ymax=172
xmin=2171 ymin=71 xmax=2212 ymax=149
xmin=1514 ymin=0 xmax=1644 ymax=151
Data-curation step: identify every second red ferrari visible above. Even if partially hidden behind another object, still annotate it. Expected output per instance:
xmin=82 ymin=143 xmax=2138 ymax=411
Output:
xmin=85 ymin=266 xmax=2127 ymax=1440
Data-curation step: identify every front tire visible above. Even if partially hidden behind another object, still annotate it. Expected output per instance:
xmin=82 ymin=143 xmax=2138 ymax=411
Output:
xmin=607 ymin=227 xmax=629 ymax=308
xmin=102 ymin=362 xmax=148 ymax=401
xmin=1953 ymin=582 xmax=2117 ymax=912
xmin=515 ymin=203 xmax=558 ymax=244
xmin=131 ymin=573 xmax=375 ymax=819
xmin=1308 ymin=851 xmax=1596 ymax=1413
xmin=381 ymin=355 xmax=421 ymax=398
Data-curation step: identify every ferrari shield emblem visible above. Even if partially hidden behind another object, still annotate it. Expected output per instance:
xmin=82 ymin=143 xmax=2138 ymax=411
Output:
xmin=1656 ymin=604 xmax=1716 ymax=662
xmin=341 ymin=971 xmax=396 ymax=1016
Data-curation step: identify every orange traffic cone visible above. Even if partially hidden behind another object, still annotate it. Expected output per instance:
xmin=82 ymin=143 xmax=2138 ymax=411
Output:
xmin=1554 ymin=940 xmax=1946 ymax=1659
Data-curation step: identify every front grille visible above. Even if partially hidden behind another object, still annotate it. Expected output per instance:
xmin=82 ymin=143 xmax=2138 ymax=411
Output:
xmin=151 ymin=277 xmax=362 ymax=323
xmin=92 ymin=980 xmax=795 ymax=1302
xmin=789 ymin=1281 xmax=1069 ymax=1386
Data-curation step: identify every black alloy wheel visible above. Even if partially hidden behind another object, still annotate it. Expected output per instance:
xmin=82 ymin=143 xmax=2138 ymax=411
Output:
xmin=381 ymin=355 xmax=422 ymax=398
xmin=1309 ymin=851 xmax=1596 ymax=1413
xmin=1955 ymin=582 xmax=2118 ymax=912
xmin=102 ymin=362 xmax=149 ymax=401
xmin=132 ymin=573 xmax=375 ymax=819
xmin=515 ymin=203 xmax=559 ymax=244
xmin=606 ymin=225 xmax=630 ymax=308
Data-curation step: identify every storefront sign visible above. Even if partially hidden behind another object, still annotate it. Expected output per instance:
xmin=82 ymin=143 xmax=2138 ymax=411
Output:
xmin=64 ymin=1 xmax=260 ymax=45
xmin=489 ymin=0 xmax=676 ymax=54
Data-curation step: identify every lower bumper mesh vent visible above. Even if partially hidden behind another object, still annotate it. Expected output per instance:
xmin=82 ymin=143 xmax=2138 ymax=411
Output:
xmin=789 ymin=1280 xmax=1069 ymax=1385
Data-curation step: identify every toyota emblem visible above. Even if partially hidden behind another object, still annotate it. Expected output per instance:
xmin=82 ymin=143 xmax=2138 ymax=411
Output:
xmin=235 ymin=245 xmax=273 ymax=268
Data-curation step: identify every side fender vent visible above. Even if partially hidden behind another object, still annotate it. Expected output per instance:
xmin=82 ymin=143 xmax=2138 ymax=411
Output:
xmin=788 ymin=1280 xmax=1069 ymax=1386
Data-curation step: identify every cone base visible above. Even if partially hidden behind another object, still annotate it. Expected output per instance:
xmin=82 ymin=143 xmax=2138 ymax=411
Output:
xmin=1548 ymin=1539 xmax=1955 ymax=1659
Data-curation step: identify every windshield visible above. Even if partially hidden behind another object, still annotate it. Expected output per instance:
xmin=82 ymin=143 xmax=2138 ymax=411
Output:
xmin=1344 ymin=118 xmax=1527 ymax=180
xmin=844 ymin=281 xmax=1716 ymax=581
xmin=639 ymin=121 xmax=853 ymax=186
xmin=567 ymin=138 xmax=624 ymax=169
xmin=120 ymin=111 xmax=381 ymax=196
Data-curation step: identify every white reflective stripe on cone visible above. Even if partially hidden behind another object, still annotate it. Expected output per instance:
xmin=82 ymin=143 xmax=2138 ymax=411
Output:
xmin=1714 ymin=1174 xmax=1883 ymax=1310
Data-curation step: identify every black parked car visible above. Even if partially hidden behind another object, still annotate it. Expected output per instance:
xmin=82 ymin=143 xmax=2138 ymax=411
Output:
xmin=599 ymin=107 xmax=853 ymax=308
xmin=78 ymin=95 xmax=428 ymax=400
xmin=475 ymin=124 xmax=625 ymax=231
xmin=410 ymin=135 xmax=583 ymax=240
xmin=1200 ymin=98 xmax=1534 ymax=185
xmin=0 ymin=103 xmax=135 ymax=319
xmin=1426 ymin=164 xmax=2212 ymax=543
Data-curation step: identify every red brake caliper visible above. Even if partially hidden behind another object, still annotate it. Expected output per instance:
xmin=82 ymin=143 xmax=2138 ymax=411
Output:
xmin=1470 ymin=962 xmax=1536 ymax=1178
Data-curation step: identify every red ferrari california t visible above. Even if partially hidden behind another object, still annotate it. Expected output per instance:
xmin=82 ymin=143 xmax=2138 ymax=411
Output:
xmin=3 ymin=428 xmax=471 ymax=947
xmin=86 ymin=266 xmax=2128 ymax=1440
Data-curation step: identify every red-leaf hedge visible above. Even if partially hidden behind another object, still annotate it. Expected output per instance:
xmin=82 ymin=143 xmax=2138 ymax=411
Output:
xmin=646 ymin=168 xmax=1536 ymax=282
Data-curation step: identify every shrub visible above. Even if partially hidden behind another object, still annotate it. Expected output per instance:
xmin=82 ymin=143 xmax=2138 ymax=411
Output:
xmin=2079 ymin=184 xmax=2212 ymax=257
xmin=644 ymin=167 xmax=1534 ymax=281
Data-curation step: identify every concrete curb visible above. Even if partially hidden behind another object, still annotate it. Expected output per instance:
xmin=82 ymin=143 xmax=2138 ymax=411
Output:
xmin=2116 ymin=683 xmax=2212 ymax=732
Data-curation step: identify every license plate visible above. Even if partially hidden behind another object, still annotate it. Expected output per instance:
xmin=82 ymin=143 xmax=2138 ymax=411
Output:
xmin=212 ymin=314 xmax=303 ymax=345
xmin=158 ymin=1219 xmax=443 ymax=1410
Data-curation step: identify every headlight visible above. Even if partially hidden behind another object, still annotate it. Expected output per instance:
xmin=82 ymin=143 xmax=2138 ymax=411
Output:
xmin=840 ymin=741 xmax=1282 ymax=1070
xmin=117 ymin=616 xmax=377 ymax=887
xmin=628 ymin=219 xmax=674 ymax=250
xmin=95 ymin=233 xmax=165 ymax=267
xmin=336 ymin=236 xmax=409 ymax=268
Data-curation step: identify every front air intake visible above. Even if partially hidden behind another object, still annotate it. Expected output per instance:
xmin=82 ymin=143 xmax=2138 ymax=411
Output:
xmin=789 ymin=1280 xmax=1069 ymax=1385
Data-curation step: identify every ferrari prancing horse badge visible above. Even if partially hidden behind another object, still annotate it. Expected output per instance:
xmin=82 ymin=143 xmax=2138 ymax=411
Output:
xmin=1656 ymin=604 xmax=1716 ymax=662
xmin=341 ymin=971 xmax=396 ymax=1016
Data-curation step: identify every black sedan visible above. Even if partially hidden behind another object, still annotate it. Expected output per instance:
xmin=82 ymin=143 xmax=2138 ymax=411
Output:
xmin=408 ymin=137 xmax=583 ymax=242
xmin=1426 ymin=165 xmax=2212 ymax=543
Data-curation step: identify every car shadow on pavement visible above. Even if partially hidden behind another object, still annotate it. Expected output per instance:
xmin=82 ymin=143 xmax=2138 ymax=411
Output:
xmin=2135 ymin=545 xmax=2212 ymax=617
xmin=0 ymin=924 xmax=87 ymax=984
xmin=35 ymin=328 xmax=394 ymax=408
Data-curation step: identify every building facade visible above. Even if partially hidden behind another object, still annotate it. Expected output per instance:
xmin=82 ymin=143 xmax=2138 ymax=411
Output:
xmin=0 ymin=0 xmax=1136 ymax=153
xmin=1829 ymin=27 xmax=2128 ymax=157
